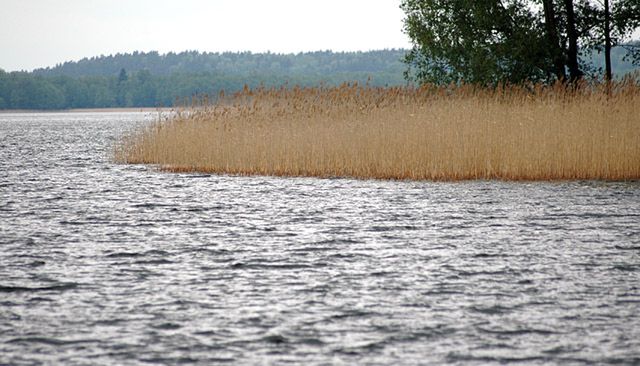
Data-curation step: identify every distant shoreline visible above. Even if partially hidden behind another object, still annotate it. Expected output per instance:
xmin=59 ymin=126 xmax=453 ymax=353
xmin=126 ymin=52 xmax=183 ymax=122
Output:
xmin=0 ymin=107 xmax=171 ymax=114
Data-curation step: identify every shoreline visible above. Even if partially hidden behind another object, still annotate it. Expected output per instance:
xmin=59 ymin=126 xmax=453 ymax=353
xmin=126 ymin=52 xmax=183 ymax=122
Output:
xmin=0 ymin=107 xmax=172 ymax=114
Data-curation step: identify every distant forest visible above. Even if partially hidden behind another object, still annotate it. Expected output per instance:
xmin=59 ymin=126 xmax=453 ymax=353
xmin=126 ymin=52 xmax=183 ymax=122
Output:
xmin=0 ymin=48 xmax=637 ymax=110
xmin=0 ymin=50 xmax=407 ymax=110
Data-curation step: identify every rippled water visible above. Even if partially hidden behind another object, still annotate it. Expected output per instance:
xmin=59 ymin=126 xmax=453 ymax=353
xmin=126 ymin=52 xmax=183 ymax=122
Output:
xmin=1 ymin=111 xmax=640 ymax=365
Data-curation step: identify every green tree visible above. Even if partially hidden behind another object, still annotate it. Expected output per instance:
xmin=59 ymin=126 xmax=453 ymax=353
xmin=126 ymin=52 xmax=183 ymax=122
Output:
xmin=401 ymin=0 xmax=554 ymax=85
xmin=118 ymin=68 xmax=128 ymax=83
xmin=131 ymin=69 xmax=156 ymax=106
xmin=401 ymin=0 xmax=640 ymax=84
xmin=116 ymin=68 xmax=128 ymax=106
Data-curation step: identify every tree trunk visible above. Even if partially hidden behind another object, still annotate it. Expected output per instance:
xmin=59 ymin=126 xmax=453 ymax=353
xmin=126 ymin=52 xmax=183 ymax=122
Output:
xmin=604 ymin=0 xmax=613 ymax=81
xmin=563 ymin=0 xmax=583 ymax=82
xmin=542 ymin=0 xmax=567 ymax=80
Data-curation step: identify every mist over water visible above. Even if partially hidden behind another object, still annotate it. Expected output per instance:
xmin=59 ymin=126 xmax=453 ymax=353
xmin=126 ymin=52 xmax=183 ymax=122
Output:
xmin=1 ymin=112 xmax=639 ymax=365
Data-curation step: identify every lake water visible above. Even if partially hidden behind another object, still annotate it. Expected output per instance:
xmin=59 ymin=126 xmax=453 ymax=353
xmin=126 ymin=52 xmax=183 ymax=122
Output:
xmin=1 ymin=111 xmax=639 ymax=365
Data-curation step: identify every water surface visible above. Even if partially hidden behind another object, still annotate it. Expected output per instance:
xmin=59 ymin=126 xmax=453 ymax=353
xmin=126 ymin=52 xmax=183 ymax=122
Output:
xmin=1 ymin=112 xmax=639 ymax=365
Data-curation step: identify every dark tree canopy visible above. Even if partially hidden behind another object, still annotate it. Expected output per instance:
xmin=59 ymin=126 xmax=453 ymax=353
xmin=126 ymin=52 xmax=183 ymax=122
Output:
xmin=402 ymin=0 xmax=554 ymax=85
xmin=401 ymin=0 xmax=640 ymax=85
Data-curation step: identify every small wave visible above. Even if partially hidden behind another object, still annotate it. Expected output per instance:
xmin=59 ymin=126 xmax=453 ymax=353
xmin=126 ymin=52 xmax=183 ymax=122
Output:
xmin=287 ymin=246 xmax=336 ymax=253
xmin=297 ymin=337 xmax=325 ymax=346
xmin=614 ymin=245 xmax=640 ymax=251
xmin=58 ymin=220 xmax=88 ymax=226
xmin=131 ymin=203 xmax=175 ymax=209
xmin=0 ymin=283 xmax=78 ymax=293
xmin=421 ymin=289 xmax=465 ymax=296
xmin=328 ymin=309 xmax=376 ymax=321
xmin=189 ymin=247 xmax=232 ymax=255
xmin=478 ymin=327 xmax=560 ymax=336
xmin=457 ymin=269 xmax=514 ymax=277
xmin=132 ymin=259 xmax=175 ymax=265
xmin=333 ymin=338 xmax=390 ymax=355
xmin=312 ymin=238 xmax=363 ymax=246
xmin=140 ymin=356 xmax=202 ymax=364
xmin=106 ymin=249 xmax=170 ymax=259
xmin=616 ymin=299 xmax=640 ymax=305
xmin=106 ymin=251 xmax=143 ymax=258
xmin=612 ymin=264 xmax=638 ymax=272
xmin=144 ymin=249 xmax=170 ymax=256
xmin=27 ymin=296 xmax=54 ymax=303
xmin=368 ymin=225 xmax=392 ymax=232
xmin=470 ymin=304 xmax=519 ymax=315
xmin=328 ymin=252 xmax=373 ymax=260
xmin=184 ymin=206 xmax=209 ymax=212
xmin=92 ymin=318 xmax=127 ymax=326
xmin=229 ymin=262 xmax=316 ymax=270
xmin=151 ymin=322 xmax=182 ymax=330
xmin=28 ymin=260 xmax=46 ymax=267
xmin=7 ymin=337 xmax=96 ymax=346
xmin=472 ymin=252 xmax=509 ymax=258
xmin=447 ymin=353 xmax=548 ymax=364
xmin=194 ymin=330 xmax=217 ymax=336
xmin=42 ymin=195 xmax=64 ymax=202
xmin=262 ymin=334 xmax=288 ymax=344
xmin=517 ymin=279 xmax=534 ymax=285
xmin=370 ymin=271 xmax=394 ymax=277
xmin=543 ymin=344 xmax=585 ymax=355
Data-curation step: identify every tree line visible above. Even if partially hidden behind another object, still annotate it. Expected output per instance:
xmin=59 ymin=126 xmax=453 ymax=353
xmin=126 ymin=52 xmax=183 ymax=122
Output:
xmin=401 ymin=0 xmax=640 ymax=85
xmin=33 ymin=50 xmax=408 ymax=78
xmin=0 ymin=50 xmax=407 ymax=110
xmin=0 ymin=69 xmax=406 ymax=110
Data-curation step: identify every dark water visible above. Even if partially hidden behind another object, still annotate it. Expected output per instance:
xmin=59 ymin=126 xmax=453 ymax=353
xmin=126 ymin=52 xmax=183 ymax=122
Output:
xmin=1 ymin=112 xmax=639 ymax=365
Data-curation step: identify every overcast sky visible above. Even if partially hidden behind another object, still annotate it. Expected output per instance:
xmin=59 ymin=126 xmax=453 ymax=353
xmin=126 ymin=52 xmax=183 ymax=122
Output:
xmin=0 ymin=0 xmax=411 ymax=72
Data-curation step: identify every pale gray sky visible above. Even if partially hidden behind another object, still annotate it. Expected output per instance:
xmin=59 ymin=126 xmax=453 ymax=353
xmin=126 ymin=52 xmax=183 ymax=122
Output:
xmin=0 ymin=0 xmax=412 ymax=71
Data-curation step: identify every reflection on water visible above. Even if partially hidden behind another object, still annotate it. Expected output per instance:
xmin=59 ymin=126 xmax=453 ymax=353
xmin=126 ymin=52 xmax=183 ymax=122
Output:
xmin=1 ymin=112 xmax=639 ymax=365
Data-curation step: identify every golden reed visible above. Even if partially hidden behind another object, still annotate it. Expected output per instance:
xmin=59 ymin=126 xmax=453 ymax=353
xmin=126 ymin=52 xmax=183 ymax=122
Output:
xmin=115 ymin=80 xmax=640 ymax=181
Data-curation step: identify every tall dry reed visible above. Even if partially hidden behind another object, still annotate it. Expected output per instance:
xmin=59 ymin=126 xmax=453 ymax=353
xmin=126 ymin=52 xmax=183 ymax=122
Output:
xmin=115 ymin=80 xmax=640 ymax=181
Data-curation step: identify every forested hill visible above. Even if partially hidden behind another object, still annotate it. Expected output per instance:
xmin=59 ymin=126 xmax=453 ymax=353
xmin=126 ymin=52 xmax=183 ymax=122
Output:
xmin=33 ymin=50 xmax=408 ymax=78
xmin=0 ymin=50 xmax=408 ymax=110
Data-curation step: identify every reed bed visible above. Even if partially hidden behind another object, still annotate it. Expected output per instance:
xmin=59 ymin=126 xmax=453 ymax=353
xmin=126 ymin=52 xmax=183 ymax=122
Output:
xmin=115 ymin=80 xmax=640 ymax=181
